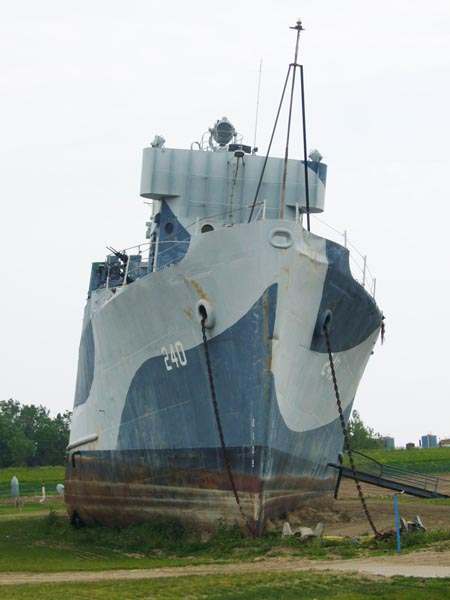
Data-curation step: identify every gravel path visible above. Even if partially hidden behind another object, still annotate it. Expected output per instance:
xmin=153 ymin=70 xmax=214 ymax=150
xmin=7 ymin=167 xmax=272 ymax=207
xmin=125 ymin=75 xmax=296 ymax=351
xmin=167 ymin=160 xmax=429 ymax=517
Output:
xmin=1 ymin=550 xmax=450 ymax=585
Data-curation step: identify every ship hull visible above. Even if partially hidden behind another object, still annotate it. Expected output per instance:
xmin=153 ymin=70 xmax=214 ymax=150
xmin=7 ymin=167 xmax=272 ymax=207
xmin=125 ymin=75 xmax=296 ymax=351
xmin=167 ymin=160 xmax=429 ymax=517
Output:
xmin=66 ymin=220 xmax=381 ymax=530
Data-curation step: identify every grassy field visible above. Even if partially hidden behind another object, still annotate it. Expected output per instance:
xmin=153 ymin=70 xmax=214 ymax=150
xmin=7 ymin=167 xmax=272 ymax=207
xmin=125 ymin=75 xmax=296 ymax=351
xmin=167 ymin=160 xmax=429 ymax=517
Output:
xmin=0 ymin=466 xmax=65 ymax=499
xmin=0 ymin=509 xmax=448 ymax=573
xmin=0 ymin=498 xmax=63 ymax=516
xmin=1 ymin=572 xmax=450 ymax=600
xmin=0 ymin=508 xmax=448 ymax=598
xmin=0 ymin=514 xmax=349 ymax=572
xmin=351 ymin=447 xmax=450 ymax=474
xmin=0 ymin=466 xmax=65 ymax=483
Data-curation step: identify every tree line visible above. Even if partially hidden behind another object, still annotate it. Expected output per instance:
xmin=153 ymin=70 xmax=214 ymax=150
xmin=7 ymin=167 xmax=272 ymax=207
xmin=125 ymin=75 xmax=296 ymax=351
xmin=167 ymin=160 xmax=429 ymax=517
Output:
xmin=0 ymin=399 xmax=71 ymax=467
xmin=348 ymin=410 xmax=384 ymax=450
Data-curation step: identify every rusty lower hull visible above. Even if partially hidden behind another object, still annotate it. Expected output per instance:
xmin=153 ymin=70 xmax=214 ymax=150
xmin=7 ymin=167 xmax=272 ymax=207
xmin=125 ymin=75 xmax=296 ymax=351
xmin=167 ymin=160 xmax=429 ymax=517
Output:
xmin=65 ymin=446 xmax=337 ymax=530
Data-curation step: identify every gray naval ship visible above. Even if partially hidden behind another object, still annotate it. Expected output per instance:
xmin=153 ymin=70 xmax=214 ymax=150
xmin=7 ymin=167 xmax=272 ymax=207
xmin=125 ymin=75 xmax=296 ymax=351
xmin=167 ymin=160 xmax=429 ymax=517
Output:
xmin=66 ymin=27 xmax=382 ymax=532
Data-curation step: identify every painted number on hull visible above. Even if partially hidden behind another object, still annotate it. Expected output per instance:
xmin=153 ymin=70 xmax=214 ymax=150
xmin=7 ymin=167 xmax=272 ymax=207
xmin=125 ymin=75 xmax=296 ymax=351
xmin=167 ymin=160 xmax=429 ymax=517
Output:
xmin=161 ymin=341 xmax=187 ymax=371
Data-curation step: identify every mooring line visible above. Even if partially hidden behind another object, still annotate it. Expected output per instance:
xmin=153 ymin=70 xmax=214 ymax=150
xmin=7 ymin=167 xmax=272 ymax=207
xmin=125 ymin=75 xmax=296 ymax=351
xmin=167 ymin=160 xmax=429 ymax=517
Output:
xmin=200 ymin=316 xmax=256 ymax=537
xmin=323 ymin=322 xmax=381 ymax=538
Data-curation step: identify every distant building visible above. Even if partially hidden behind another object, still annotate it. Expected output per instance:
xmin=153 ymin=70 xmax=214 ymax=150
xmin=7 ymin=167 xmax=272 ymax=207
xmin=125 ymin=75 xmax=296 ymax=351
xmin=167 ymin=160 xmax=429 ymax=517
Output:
xmin=439 ymin=438 xmax=450 ymax=448
xmin=382 ymin=436 xmax=395 ymax=450
xmin=406 ymin=442 xmax=415 ymax=450
xmin=420 ymin=434 xmax=438 ymax=449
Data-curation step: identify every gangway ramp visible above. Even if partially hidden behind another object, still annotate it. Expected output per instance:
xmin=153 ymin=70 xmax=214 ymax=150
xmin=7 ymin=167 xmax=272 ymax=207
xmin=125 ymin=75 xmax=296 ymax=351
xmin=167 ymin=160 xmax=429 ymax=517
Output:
xmin=328 ymin=450 xmax=450 ymax=500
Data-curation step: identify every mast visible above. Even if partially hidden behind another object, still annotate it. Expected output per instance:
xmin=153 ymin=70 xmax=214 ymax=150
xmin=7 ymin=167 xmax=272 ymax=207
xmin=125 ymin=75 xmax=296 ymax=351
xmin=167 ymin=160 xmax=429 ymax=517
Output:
xmin=248 ymin=19 xmax=312 ymax=231
xmin=279 ymin=20 xmax=302 ymax=220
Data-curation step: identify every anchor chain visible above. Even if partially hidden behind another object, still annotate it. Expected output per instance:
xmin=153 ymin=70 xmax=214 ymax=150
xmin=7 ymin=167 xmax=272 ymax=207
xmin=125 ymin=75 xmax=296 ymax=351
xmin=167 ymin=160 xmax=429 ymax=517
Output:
xmin=200 ymin=316 xmax=256 ymax=537
xmin=323 ymin=323 xmax=381 ymax=538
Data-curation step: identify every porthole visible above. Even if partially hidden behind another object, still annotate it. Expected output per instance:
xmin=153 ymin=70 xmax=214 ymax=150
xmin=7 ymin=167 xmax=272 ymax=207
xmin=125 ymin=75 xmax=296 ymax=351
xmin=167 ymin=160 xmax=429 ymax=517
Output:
xmin=269 ymin=227 xmax=293 ymax=249
xmin=201 ymin=223 xmax=214 ymax=233
xmin=164 ymin=222 xmax=174 ymax=234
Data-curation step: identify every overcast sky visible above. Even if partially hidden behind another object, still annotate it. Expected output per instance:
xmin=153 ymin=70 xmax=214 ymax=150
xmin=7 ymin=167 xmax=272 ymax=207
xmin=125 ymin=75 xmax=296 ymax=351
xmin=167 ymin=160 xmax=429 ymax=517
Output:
xmin=1 ymin=1 xmax=449 ymax=446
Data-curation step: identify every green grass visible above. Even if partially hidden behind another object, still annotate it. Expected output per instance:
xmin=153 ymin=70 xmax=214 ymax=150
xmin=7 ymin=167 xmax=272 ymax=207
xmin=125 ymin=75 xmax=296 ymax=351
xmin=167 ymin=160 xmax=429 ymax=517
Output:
xmin=0 ymin=515 xmax=337 ymax=573
xmin=0 ymin=466 xmax=65 ymax=499
xmin=358 ymin=447 xmax=450 ymax=474
xmin=1 ymin=572 xmax=450 ymax=600
xmin=0 ymin=466 xmax=65 ymax=484
xmin=0 ymin=499 xmax=64 ymax=516
xmin=0 ymin=512 xmax=449 ymax=573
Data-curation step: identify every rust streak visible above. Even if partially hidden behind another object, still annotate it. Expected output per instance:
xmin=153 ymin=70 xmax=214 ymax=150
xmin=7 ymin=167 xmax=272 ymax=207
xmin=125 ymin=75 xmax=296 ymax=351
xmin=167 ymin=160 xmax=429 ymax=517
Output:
xmin=188 ymin=279 xmax=210 ymax=302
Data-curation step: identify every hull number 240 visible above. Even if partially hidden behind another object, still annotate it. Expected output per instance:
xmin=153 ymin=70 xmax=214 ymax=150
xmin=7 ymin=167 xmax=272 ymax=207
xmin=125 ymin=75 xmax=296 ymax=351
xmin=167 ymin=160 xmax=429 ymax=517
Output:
xmin=161 ymin=342 xmax=187 ymax=371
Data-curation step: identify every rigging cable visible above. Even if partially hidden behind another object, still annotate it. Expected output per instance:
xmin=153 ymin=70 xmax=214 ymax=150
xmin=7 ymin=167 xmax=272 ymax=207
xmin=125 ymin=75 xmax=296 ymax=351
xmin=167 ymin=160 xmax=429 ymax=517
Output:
xmin=247 ymin=64 xmax=291 ymax=223
xmin=300 ymin=64 xmax=311 ymax=231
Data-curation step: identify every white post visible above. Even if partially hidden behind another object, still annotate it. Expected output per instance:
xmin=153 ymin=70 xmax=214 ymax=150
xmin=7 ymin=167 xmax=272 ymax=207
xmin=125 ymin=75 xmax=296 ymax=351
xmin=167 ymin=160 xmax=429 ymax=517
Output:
xmin=344 ymin=230 xmax=347 ymax=248
xmin=11 ymin=476 xmax=20 ymax=508
xmin=372 ymin=277 xmax=377 ymax=299
xmin=362 ymin=255 xmax=367 ymax=288
xmin=262 ymin=200 xmax=266 ymax=220
xmin=295 ymin=202 xmax=299 ymax=223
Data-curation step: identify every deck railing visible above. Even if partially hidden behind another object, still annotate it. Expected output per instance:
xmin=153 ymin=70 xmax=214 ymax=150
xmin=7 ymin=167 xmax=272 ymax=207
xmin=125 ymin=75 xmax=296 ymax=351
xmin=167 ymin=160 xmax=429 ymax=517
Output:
xmin=103 ymin=205 xmax=376 ymax=298
xmin=343 ymin=450 xmax=441 ymax=494
xmin=310 ymin=215 xmax=377 ymax=298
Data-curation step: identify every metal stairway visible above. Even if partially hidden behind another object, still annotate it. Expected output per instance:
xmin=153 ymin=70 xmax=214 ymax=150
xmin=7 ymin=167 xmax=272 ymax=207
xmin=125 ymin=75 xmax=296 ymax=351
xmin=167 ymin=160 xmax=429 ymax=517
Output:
xmin=328 ymin=450 xmax=450 ymax=500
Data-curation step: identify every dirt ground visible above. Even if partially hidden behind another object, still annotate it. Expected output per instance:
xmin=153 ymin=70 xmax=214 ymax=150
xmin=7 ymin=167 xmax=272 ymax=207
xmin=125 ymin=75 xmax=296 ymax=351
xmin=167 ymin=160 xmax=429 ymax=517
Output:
xmin=277 ymin=478 xmax=450 ymax=537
